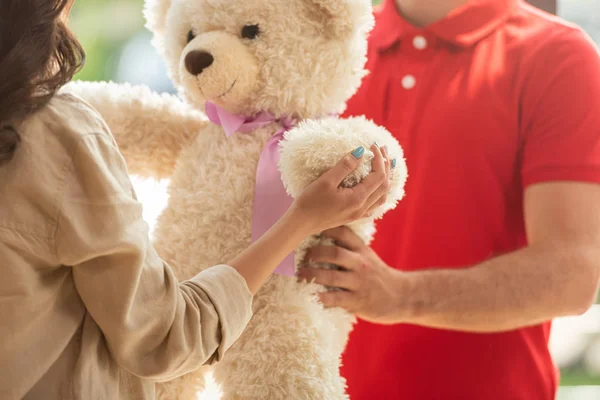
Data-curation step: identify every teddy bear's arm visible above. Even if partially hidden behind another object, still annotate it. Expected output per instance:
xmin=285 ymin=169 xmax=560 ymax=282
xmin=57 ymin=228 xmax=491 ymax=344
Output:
xmin=279 ymin=116 xmax=407 ymax=215
xmin=64 ymin=81 xmax=207 ymax=179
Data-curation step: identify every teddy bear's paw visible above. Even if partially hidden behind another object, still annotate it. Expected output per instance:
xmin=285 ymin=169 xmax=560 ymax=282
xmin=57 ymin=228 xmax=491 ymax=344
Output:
xmin=279 ymin=116 xmax=407 ymax=217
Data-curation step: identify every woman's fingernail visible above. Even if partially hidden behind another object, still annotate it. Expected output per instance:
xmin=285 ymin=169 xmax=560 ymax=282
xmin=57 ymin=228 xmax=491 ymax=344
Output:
xmin=352 ymin=146 xmax=365 ymax=159
xmin=374 ymin=141 xmax=380 ymax=148
xmin=391 ymin=158 xmax=397 ymax=169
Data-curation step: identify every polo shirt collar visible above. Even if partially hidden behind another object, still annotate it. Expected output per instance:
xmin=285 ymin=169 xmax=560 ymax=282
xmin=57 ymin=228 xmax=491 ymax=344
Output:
xmin=372 ymin=0 xmax=521 ymax=51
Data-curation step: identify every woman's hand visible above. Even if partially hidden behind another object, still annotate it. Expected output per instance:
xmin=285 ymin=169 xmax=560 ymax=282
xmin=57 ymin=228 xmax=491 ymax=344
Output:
xmin=229 ymin=144 xmax=393 ymax=294
xmin=291 ymin=144 xmax=393 ymax=235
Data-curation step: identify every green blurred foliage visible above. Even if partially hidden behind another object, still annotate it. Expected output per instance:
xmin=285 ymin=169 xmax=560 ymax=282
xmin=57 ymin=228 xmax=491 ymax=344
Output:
xmin=71 ymin=0 xmax=146 ymax=82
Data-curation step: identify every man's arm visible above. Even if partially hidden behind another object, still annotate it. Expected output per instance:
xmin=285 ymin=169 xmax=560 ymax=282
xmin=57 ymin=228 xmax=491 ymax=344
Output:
xmin=398 ymin=181 xmax=600 ymax=332
xmin=298 ymin=182 xmax=600 ymax=332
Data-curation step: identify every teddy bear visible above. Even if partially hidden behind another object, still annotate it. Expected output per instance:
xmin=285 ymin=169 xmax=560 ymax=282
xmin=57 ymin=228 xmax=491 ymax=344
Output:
xmin=66 ymin=0 xmax=407 ymax=398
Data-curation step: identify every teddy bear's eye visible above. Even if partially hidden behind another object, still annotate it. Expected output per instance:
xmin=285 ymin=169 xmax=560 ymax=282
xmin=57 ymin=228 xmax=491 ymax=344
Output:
xmin=187 ymin=30 xmax=196 ymax=44
xmin=241 ymin=24 xmax=260 ymax=40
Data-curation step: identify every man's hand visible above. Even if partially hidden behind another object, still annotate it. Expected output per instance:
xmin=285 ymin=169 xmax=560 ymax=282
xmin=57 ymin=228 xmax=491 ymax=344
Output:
xmin=297 ymin=226 xmax=406 ymax=324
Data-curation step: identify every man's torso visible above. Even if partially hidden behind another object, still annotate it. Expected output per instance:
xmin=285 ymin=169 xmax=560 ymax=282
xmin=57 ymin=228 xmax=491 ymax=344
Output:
xmin=340 ymin=1 xmax=600 ymax=398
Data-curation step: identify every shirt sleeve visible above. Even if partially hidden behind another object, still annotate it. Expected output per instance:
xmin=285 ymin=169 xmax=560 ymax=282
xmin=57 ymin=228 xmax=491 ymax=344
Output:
xmin=54 ymin=132 xmax=253 ymax=381
xmin=520 ymin=27 xmax=600 ymax=187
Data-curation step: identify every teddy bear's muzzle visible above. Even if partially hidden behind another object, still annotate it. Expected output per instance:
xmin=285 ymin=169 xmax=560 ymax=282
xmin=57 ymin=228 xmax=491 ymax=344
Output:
xmin=185 ymin=51 xmax=214 ymax=76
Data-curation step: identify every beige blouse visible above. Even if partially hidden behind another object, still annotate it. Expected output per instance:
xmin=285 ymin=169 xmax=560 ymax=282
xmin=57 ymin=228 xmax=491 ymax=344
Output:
xmin=0 ymin=92 xmax=253 ymax=399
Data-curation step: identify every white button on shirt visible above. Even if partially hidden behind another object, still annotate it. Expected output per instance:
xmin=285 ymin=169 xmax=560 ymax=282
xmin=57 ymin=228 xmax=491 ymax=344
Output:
xmin=413 ymin=35 xmax=428 ymax=50
xmin=402 ymin=74 xmax=416 ymax=89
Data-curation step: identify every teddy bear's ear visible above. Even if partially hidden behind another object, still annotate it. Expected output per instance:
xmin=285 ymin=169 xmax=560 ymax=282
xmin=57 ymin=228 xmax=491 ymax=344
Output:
xmin=307 ymin=0 xmax=374 ymax=38
xmin=144 ymin=0 xmax=172 ymax=34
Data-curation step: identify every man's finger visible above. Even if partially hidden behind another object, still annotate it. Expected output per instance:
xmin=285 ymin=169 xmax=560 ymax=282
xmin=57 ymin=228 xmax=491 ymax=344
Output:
xmin=319 ymin=290 xmax=356 ymax=310
xmin=305 ymin=245 xmax=362 ymax=270
xmin=297 ymin=267 xmax=358 ymax=291
xmin=321 ymin=146 xmax=365 ymax=185
xmin=322 ymin=226 xmax=365 ymax=251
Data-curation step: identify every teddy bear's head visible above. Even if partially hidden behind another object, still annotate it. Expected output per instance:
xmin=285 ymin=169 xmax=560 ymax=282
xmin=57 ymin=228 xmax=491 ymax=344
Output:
xmin=144 ymin=0 xmax=374 ymax=119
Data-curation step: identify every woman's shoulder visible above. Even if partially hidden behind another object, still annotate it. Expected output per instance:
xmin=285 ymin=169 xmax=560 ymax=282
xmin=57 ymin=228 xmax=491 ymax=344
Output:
xmin=0 ymin=90 xmax=131 ymax=261
xmin=50 ymin=90 xmax=113 ymax=139
xmin=0 ymin=91 xmax=116 ymax=248
xmin=21 ymin=90 xmax=108 ymax=148
xmin=11 ymin=90 xmax=126 ymax=197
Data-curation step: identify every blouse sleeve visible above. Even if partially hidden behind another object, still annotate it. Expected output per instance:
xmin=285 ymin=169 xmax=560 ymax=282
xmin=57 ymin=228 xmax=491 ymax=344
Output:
xmin=54 ymin=132 xmax=253 ymax=381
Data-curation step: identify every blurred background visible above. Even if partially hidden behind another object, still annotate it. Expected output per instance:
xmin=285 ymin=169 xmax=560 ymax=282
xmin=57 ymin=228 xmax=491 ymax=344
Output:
xmin=69 ymin=0 xmax=599 ymax=398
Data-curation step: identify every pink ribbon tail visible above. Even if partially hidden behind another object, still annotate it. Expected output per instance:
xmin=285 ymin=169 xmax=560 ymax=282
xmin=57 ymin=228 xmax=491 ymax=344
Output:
xmin=205 ymin=101 xmax=297 ymax=277
xmin=251 ymin=129 xmax=296 ymax=276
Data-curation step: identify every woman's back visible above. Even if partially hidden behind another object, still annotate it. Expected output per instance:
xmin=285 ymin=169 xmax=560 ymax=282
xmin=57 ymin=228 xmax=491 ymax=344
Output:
xmin=0 ymin=92 xmax=155 ymax=399
xmin=0 ymin=90 xmax=259 ymax=399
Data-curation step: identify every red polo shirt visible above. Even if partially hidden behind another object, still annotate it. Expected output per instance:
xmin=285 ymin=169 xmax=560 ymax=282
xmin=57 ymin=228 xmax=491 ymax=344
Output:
xmin=341 ymin=1 xmax=600 ymax=399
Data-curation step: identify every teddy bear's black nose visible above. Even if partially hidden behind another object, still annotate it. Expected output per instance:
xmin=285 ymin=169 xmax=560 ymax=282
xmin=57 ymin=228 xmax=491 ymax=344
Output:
xmin=185 ymin=51 xmax=214 ymax=76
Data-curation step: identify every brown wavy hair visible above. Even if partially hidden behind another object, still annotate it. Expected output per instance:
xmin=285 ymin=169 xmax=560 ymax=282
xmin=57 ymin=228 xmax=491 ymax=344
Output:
xmin=0 ymin=0 xmax=85 ymax=165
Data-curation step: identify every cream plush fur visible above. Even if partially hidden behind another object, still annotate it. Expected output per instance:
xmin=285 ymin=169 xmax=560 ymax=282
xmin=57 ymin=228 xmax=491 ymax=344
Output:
xmin=66 ymin=0 xmax=408 ymax=398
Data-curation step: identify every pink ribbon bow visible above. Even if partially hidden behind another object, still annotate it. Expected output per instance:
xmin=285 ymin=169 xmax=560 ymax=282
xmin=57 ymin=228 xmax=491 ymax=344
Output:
xmin=205 ymin=101 xmax=297 ymax=276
